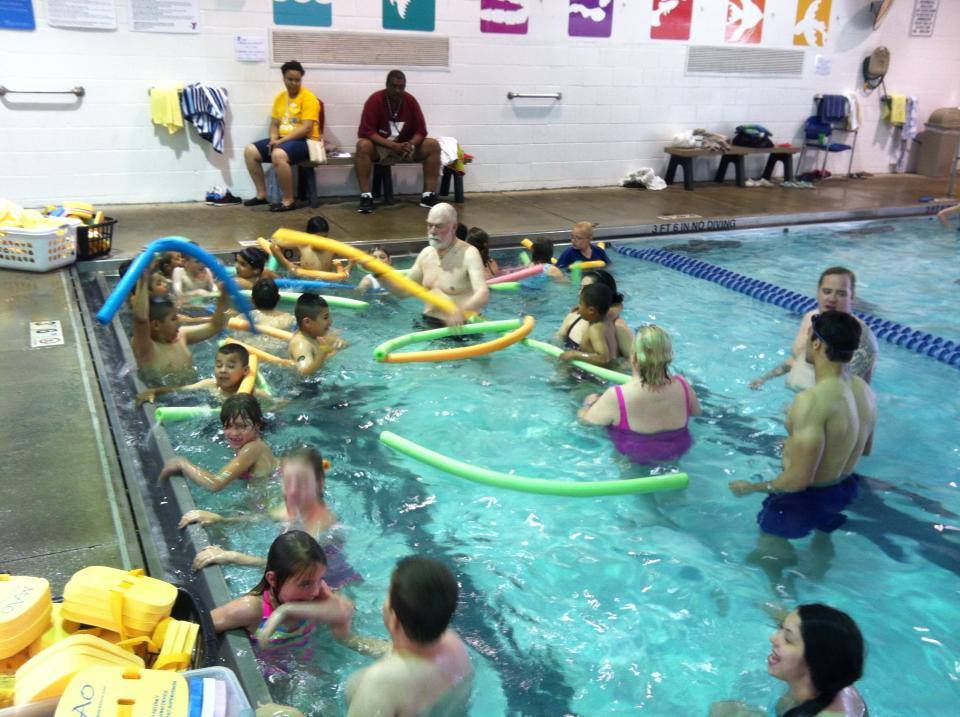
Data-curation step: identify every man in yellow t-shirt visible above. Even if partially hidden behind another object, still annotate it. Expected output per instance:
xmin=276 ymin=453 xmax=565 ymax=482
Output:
xmin=243 ymin=60 xmax=324 ymax=213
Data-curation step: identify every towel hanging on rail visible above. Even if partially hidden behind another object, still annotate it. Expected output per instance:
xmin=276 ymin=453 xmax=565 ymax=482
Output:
xmin=180 ymin=83 xmax=228 ymax=153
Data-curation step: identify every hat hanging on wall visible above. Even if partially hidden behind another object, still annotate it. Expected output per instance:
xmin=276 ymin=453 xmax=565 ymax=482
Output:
xmin=862 ymin=46 xmax=890 ymax=92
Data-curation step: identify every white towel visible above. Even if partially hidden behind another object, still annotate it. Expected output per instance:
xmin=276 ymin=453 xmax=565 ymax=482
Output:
xmin=843 ymin=92 xmax=860 ymax=131
xmin=437 ymin=136 xmax=460 ymax=166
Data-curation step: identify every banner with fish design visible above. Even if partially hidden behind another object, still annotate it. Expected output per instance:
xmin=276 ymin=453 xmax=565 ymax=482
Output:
xmin=793 ymin=0 xmax=831 ymax=47
xmin=274 ymin=0 xmax=331 ymax=27
xmin=569 ymin=0 xmax=613 ymax=38
xmin=383 ymin=0 xmax=434 ymax=32
xmin=650 ymin=0 xmax=692 ymax=41
xmin=725 ymin=0 xmax=765 ymax=44
xmin=481 ymin=0 xmax=528 ymax=35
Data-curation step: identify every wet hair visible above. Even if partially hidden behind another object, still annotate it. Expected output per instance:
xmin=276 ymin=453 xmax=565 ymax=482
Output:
xmin=582 ymin=269 xmax=624 ymax=305
xmin=633 ymin=325 xmax=673 ymax=387
xmin=579 ymin=282 xmax=613 ymax=319
xmin=283 ymin=446 xmax=327 ymax=499
xmin=572 ymin=220 xmax=594 ymax=239
xmin=389 ymin=556 xmax=458 ymax=644
xmin=148 ymin=297 xmax=176 ymax=323
xmin=529 ymin=237 xmax=554 ymax=265
xmin=456 ymin=223 xmax=468 ymax=241
xmin=238 ymin=247 xmax=268 ymax=272
xmin=251 ymin=278 xmax=280 ymax=310
xmin=219 ymin=393 xmax=265 ymax=430
xmin=370 ymin=245 xmax=391 ymax=262
xmin=818 ymin=266 xmax=856 ymax=293
xmin=811 ymin=310 xmax=861 ymax=363
xmin=386 ymin=69 xmax=406 ymax=85
xmin=466 ymin=227 xmax=492 ymax=268
xmin=783 ymin=604 xmax=864 ymax=717
xmin=156 ymin=252 xmax=177 ymax=277
xmin=305 ymin=215 xmax=330 ymax=235
xmin=118 ymin=260 xmax=133 ymax=279
xmin=249 ymin=531 xmax=327 ymax=604
xmin=216 ymin=343 xmax=250 ymax=366
xmin=294 ymin=292 xmax=328 ymax=328
xmin=281 ymin=60 xmax=305 ymax=76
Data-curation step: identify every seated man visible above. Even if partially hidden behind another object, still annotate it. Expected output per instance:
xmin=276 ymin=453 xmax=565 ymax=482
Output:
xmin=555 ymin=221 xmax=611 ymax=270
xmin=750 ymin=266 xmax=877 ymax=391
xmin=405 ymin=203 xmax=489 ymax=326
xmin=243 ymin=60 xmax=323 ymax=213
xmin=345 ymin=556 xmax=473 ymax=717
xmin=355 ymin=69 xmax=442 ymax=214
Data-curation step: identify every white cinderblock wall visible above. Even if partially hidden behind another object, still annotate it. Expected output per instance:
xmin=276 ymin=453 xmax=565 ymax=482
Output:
xmin=2 ymin=0 xmax=959 ymax=205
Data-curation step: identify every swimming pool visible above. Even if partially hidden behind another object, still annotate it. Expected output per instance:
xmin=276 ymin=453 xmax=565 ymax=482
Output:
xmin=126 ymin=216 xmax=959 ymax=716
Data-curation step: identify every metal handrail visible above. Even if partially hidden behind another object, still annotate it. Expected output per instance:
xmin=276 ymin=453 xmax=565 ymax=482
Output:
xmin=507 ymin=91 xmax=561 ymax=100
xmin=0 ymin=85 xmax=85 ymax=97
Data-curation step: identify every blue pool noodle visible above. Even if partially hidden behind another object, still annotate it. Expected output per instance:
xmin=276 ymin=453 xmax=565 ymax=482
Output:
xmin=614 ymin=244 xmax=958 ymax=369
xmin=96 ymin=237 xmax=257 ymax=329
xmin=275 ymin=277 xmax=360 ymax=292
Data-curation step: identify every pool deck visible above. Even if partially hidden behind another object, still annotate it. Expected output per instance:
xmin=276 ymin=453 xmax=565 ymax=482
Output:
xmin=1 ymin=174 xmax=956 ymax=591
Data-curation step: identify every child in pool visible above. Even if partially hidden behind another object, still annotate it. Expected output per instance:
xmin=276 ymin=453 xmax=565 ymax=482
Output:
xmin=526 ymin=237 xmax=566 ymax=281
xmin=558 ymin=283 xmax=618 ymax=367
xmin=356 ymin=245 xmax=393 ymax=293
xmin=269 ymin=216 xmax=350 ymax=275
xmin=466 ymin=227 xmax=499 ymax=279
xmin=119 ymin=260 xmax=170 ymax=300
xmin=171 ymin=249 xmax=216 ymax=299
xmin=557 ymin=269 xmax=632 ymax=360
xmin=288 ymin=293 xmax=346 ymax=376
xmin=158 ymin=393 xmax=278 ymax=491
xmin=136 ymin=343 xmax=251 ymax=405
xmin=181 ymin=448 xmax=357 ymax=583
xmin=250 ymin=278 xmax=297 ymax=331
xmin=210 ymin=530 xmax=354 ymax=650
xmin=235 ymin=247 xmax=279 ymax=289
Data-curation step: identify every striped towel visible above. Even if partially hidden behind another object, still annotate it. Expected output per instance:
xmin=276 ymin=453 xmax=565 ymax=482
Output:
xmin=180 ymin=83 xmax=228 ymax=153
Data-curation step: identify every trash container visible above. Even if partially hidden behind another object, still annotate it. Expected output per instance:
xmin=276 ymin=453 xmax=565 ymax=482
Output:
xmin=915 ymin=108 xmax=960 ymax=178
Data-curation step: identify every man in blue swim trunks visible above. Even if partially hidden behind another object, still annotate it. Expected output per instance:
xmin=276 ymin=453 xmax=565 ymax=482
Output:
xmin=730 ymin=311 xmax=877 ymax=592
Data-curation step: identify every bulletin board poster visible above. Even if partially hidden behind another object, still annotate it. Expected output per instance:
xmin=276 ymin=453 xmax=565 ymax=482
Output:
xmin=274 ymin=0 xmax=332 ymax=28
xmin=481 ymin=0 xmax=527 ymax=35
xmin=793 ymin=0 xmax=830 ymax=47
xmin=383 ymin=0 xmax=434 ymax=32
xmin=0 ymin=0 xmax=36 ymax=30
xmin=725 ymin=0 xmax=764 ymax=44
xmin=129 ymin=0 xmax=200 ymax=33
xmin=569 ymin=0 xmax=612 ymax=38
xmin=47 ymin=0 xmax=117 ymax=30
xmin=650 ymin=0 xmax=692 ymax=41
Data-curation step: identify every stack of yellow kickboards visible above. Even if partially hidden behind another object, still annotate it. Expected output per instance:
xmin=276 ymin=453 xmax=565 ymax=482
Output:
xmin=1 ymin=567 xmax=201 ymax=715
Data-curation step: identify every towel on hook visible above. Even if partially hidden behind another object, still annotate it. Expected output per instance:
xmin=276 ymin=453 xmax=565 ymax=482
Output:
xmin=843 ymin=92 xmax=860 ymax=131
xmin=150 ymin=86 xmax=184 ymax=134
xmin=180 ymin=83 xmax=228 ymax=153
xmin=817 ymin=94 xmax=848 ymax=123
xmin=883 ymin=94 xmax=907 ymax=126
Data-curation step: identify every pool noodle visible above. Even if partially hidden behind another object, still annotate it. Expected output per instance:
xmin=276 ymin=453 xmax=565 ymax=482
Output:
xmin=96 ymin=237 xmax=256 ymax=329
xmin=488 ymin=264 xmax=544 ymax=285
xmin=523 ymin=338 xmax=631 ymax=384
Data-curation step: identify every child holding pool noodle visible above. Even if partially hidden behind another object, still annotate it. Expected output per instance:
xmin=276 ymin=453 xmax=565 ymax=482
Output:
xmin=136 ymin=343 xmax=251 ymax=405
xmin=288 ymin=293 xmax=347 ymax=375
xmin=158 ymin=393 xmax=278 ymax=491
xmin=235 ymin=246 xmax=279 ymax=289
xmin=558 ymin=283 xmax=618 ymax=368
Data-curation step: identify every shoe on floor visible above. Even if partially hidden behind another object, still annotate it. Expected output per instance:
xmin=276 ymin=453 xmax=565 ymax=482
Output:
xmin=243 ymin=197 xmax=269 ymax=207
xmin=207 ymin=191 xmax=242 ymax=206
xmin=270 ymin=202 xmax=297 ymax=213
xmin=358 ymin=195 xmax=374 ymax=214
xmin=419 ymin=192 xmax=440 ymax=209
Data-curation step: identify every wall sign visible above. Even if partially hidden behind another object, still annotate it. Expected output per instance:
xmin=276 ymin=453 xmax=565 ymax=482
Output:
xmin=793 ymin=0 xmax=830 ymax=47
xmin=569 ymin=0 xmax=613 ymax=38
xmin=481 ymin=0 xmax=527 ymax=35
xmin=725 ymin=0 xmax=764 ymax=44
xmin=651 ymin=0 xmax=692 ymax=41
xmin=274 ymin=0 xmax=332 ymax=28
xmin=909 ymin=0 xmax=938 ymax=37
xmin=384 ymin=0 xmax=434 ymax=32
xmin=0 ymin=0 xmax=36 ymax=30
xmin=128 ymin=0 xmax=200 ymax=33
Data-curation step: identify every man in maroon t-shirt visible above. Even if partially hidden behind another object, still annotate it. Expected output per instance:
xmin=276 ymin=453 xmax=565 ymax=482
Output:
xmin=355 ymin=69 xmax=442 ymax=214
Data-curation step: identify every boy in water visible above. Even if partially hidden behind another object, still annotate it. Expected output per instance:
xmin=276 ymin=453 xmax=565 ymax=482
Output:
xmin=345 ymin=556 xmax=473 ymax=717
xmin=235 ymin=246 xmax=279 ymax=289
xmin=136 ymin=343 xmax=251 ymax=405
xmin=558 ymin=283 xmax=617 ymax=367
xmin=251 ymin=279 xmax=297 ymax=331
xmin=288 ymin=292 xmax=346 ymax=376
xmin=132 ymin=271 xmax=230 ymax=386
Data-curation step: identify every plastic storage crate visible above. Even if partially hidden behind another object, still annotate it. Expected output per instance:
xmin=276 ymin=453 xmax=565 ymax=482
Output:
xmin=0 ymin=225 xmax=76 ymax=272
xmin=182 ymin=667 xmax=253 ymax=717
xmin=76 ymin=218 xmax=115 ymax=260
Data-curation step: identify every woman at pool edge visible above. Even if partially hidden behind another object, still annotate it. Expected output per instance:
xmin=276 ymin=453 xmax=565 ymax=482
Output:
xmin=710 ymin=604 xmax=867 ymax=717
xmin=578 ymin=324 xmax=701 ymax=464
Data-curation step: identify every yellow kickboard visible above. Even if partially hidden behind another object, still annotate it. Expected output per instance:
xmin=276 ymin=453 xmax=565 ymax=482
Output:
xmin=55 ymin=667 xmax=188 ymax=717
xmin=0 ymin=575 xmax=51 ymax=660
xmin=62 ymin=567 xmax=177 ymax=638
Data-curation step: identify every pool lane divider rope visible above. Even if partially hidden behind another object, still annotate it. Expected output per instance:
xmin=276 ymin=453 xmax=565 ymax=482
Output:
xmin=614 ymin=245 xmax=960 ymax=368
xmin=379 ymin=431 xmax=688 ymax=497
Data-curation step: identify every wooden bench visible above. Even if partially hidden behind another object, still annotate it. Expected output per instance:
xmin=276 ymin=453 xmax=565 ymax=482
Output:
xmin=294 ymin=153 xmax=472 ymax=208
xmin=664 ymin=145 xmax=802 ymax=191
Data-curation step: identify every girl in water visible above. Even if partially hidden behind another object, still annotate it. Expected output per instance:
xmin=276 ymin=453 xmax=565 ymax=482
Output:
xmin=557 ymin=269 xmax=632 ymax=361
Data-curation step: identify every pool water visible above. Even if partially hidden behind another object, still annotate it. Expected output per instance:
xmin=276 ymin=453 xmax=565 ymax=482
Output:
xmin=153 ymin=217 xmax=958 ymax=716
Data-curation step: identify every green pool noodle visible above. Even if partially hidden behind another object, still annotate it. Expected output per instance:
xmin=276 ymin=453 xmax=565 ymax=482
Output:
xmin=489 ymin=282 xmax=521 ymax=293
xmin=155 ymin=405 xmax=216 ymax=423
xmin=373 ymin=318 xmax=523 ymax=361
xmin=523 ymin=338 xmax=631 ymax=384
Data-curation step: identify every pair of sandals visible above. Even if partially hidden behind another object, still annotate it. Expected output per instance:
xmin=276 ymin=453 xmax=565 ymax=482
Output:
xmin=848 ymin=171 xmax=873 ymax=179
xmin=242 ymin=197 xmax=297 ymax=212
